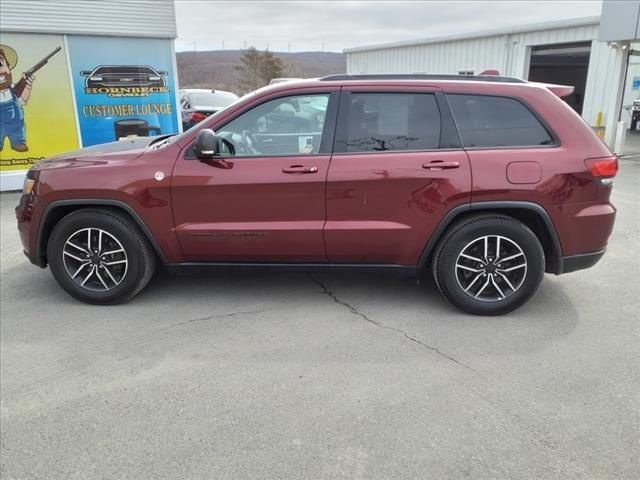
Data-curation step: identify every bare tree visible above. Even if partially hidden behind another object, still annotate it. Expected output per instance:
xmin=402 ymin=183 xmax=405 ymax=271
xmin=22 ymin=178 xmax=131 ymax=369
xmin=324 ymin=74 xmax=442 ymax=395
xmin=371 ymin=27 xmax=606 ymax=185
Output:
xmin=235 ymin=47 xmax=262 ymax=93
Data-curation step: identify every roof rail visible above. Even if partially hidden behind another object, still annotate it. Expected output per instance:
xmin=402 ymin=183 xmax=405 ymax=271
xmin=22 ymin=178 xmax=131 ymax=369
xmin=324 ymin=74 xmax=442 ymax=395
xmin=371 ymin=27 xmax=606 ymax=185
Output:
xmin=319 ymin=74 xmax=526 ymax=83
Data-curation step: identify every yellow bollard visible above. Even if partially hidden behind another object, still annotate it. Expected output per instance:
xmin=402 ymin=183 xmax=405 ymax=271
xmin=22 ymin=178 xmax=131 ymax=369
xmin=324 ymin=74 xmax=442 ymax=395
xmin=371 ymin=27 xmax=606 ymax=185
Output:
xmin=595 ymin=112 xmax=604 ymax=139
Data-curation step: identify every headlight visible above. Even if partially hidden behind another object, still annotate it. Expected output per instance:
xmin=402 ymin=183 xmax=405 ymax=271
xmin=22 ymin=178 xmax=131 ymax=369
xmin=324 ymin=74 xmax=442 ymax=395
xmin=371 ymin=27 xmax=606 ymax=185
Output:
xmin=22 ymin=178 xmax=36 ymax=195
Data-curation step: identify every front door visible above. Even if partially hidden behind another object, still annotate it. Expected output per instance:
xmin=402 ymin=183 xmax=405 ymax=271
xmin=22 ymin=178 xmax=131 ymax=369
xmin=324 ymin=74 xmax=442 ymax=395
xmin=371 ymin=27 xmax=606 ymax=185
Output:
xmin=325 ymin=88 xmax=472 ymax=265
xmin=171 ymin=91 xmax=337 ymax=262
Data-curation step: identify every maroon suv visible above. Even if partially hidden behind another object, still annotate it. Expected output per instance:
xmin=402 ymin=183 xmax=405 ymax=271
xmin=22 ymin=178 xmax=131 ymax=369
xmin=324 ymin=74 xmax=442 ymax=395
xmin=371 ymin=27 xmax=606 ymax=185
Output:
xmin=15 ymin=74 xmax=618 ymax=315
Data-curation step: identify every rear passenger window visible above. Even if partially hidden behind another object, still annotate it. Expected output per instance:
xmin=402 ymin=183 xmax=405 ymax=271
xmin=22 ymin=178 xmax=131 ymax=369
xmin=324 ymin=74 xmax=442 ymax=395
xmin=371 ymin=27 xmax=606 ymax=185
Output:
xmin=447 ymin=94 xmax=554 ymax=148
xmin=338 ymin=93 xmax=441 ymax=152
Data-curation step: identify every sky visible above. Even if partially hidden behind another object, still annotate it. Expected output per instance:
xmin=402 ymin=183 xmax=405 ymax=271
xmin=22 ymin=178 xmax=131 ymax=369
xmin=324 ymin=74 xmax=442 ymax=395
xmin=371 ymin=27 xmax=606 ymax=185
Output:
xmin=174 ymin=0 xmax=604 ymax=53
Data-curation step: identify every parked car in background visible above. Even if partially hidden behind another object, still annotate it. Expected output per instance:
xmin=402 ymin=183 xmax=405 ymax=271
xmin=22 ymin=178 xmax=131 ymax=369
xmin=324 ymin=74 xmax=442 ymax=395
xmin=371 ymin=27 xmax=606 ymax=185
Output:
xmin=269 ymin=78 xmax=304 ymax=85
xmin=179 ymin=89 xmax=239 ymax=130
xmin=16 ymin=74 xmax=618 ymax=315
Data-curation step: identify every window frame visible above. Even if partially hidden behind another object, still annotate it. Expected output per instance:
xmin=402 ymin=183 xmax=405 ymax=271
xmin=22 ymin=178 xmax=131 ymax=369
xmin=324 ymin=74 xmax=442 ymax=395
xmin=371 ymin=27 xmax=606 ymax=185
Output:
xmin=332 ymin=89 xmax=462 ymax=156
xmin=184 ymin=91 xmax=340 ymax=160
xmin=444 ymin=92 xmax=561 ymax=150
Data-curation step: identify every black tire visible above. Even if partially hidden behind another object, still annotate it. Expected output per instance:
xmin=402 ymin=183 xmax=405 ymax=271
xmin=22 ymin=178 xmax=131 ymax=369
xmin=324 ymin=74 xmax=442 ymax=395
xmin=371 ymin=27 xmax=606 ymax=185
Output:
xmin=631 ymin=118 xmax=637 ymax=131
xmin=47 ymin=208 xmax=156 ymax=305
xmin=432 ymin=214 xmax=545 ymax=316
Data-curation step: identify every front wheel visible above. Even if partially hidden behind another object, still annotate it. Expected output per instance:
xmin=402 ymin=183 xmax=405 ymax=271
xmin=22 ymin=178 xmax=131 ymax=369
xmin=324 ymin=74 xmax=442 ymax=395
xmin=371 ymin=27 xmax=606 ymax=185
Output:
xmin=47 ymin=208 xmax=156 ymax=305
xmin=432 ymin=215 xmax=545 ymax=315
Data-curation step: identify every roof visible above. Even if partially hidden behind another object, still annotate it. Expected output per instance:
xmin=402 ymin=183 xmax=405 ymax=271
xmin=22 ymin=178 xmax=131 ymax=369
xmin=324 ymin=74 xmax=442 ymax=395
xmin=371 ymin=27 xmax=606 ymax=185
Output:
xmin=344 ymin=15 xmax=600 ymax=54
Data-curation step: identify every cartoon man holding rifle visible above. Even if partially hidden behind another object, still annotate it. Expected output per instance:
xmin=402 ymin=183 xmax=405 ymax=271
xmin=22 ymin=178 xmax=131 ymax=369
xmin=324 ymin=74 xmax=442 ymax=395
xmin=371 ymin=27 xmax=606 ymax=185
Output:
xmin=0 ymin=44 xmax=60 ymax=152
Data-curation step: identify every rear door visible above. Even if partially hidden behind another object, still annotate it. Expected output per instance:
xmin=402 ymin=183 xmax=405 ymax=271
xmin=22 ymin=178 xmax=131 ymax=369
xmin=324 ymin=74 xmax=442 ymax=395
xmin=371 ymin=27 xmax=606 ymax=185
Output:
xmin=325 ymin=87 xmax=471 ymax=265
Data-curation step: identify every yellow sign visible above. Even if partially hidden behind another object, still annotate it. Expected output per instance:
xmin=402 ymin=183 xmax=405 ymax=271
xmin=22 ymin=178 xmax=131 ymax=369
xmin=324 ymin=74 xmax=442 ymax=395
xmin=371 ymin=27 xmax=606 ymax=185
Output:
xmin=0 ymin=33 xmax=79 ymax=172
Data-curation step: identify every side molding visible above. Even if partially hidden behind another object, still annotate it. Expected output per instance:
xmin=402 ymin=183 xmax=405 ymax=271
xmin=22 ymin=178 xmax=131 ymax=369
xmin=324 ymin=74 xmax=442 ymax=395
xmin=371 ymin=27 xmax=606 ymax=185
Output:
xmin=36 ymin=199 xmax=169 ymax=265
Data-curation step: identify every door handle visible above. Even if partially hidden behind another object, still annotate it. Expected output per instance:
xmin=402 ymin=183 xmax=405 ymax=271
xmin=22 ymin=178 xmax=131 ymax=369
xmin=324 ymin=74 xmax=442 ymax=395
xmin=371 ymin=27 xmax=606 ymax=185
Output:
xmin=422 ymin=160 xmax=460 ymax=170
xmin=282 ymin=165 xmax=318 ymax=174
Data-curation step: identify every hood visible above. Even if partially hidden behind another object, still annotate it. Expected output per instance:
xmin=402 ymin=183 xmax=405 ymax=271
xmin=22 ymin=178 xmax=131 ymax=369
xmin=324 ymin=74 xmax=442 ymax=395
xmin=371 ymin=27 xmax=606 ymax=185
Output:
xmin=33 ymin=136 xmax=156 ymax=170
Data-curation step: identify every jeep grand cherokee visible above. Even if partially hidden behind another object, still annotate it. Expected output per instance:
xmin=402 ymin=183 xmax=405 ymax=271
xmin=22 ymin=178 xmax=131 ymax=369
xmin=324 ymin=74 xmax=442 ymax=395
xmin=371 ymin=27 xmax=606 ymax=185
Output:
xmin=16 ymin=74 xmax=618 ymax=315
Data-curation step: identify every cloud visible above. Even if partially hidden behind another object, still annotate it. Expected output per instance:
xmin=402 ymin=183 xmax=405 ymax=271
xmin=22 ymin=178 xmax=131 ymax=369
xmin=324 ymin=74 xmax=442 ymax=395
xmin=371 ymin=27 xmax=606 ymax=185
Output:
xmin=175 ymin=0 xmax=603 ymax=52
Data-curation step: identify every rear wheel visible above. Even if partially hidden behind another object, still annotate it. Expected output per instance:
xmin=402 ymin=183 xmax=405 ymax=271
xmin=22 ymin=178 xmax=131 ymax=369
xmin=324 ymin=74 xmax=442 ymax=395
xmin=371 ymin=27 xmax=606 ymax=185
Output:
xmin=631 ymin=117 xmax=638 ymax=131
xmin=432 ymin=215 xmax=544 ymax=315
xmin=47 ymin=208 xmax=156 ymax=304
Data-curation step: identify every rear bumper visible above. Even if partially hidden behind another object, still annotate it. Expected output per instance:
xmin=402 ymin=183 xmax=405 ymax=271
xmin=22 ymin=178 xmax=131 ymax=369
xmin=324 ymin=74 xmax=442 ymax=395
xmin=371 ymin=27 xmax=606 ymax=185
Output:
xmin=558 ymin=248 xmax=605 ymax=274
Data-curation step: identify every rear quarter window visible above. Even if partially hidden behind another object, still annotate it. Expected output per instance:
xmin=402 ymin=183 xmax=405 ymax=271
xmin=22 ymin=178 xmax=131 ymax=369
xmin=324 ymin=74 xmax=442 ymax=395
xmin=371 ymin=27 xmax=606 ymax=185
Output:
xmin=447 ymin=94 xmax=554 ymax=148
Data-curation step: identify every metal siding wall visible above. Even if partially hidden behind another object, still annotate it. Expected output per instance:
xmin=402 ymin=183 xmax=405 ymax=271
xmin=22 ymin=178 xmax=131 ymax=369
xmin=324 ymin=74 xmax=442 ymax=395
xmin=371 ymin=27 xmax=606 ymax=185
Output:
xmin=0 ymin=0 xmax=177 ymax=38
xmin=347 ymin=23 xmax=601 ymax=75
xmin=583 ymin=41 xmax=620 ymax=126
xmin=347 ymin=35 xmax=509 ymax=75
xmin=345 ymin=22 xmax=618 ymax=126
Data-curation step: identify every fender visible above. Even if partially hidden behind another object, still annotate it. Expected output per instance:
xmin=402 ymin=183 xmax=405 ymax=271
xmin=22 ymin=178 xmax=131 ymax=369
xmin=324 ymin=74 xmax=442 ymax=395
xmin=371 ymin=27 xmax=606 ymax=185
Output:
xmin=417 ymin=200 xmax=563 ymax=273
xmin=35 ymin=199 xmax=168 ymax=266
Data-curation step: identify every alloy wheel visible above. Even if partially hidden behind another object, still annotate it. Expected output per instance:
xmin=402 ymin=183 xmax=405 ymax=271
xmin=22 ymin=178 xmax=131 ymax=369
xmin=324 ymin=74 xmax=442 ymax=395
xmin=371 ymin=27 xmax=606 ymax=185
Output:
xmin=454 ymin=235 xmax=527 ymax=302
xmin=62 ymin=228 xmax=128 ymax=292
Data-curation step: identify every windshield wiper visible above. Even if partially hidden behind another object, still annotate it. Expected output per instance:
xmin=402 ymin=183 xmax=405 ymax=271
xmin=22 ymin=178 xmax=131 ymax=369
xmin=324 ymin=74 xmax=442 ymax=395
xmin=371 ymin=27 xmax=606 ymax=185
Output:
xmin=148 ymin=134 xmax=176 ymax=150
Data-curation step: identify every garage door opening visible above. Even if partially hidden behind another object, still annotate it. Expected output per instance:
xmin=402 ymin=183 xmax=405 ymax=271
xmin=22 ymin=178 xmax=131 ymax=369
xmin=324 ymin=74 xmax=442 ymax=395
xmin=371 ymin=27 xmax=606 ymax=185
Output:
xmin=528 ymin=42 xmax=591 ymax=114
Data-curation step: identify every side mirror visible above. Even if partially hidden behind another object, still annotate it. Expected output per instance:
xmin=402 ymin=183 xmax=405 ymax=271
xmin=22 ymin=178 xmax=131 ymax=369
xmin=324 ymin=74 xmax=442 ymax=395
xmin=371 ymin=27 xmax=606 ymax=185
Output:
xmin=194 ymin=129 xmax=217 ymax=158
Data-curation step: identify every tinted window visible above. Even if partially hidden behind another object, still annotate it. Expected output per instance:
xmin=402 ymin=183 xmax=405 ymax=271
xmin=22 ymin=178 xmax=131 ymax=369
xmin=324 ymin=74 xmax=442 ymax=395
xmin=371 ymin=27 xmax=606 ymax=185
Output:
xmin=216 ymin=94 xmax=329 ymax=156
xmin=447 ymin=94 xmax=554 ymax=148
xmin=339 ymin=93 xmax=441 ymax=152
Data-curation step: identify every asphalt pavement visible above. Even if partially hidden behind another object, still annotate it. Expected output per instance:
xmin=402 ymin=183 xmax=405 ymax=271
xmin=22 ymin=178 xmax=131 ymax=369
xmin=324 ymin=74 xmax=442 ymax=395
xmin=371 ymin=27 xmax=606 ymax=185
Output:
xmin=1 ymin=162 xmax=639 ymax=480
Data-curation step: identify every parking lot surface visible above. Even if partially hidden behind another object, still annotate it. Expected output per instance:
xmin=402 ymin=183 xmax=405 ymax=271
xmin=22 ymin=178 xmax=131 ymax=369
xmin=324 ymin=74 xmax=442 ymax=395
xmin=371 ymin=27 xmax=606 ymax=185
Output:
xmin=1 ymin=162 xmax=639 ymax=480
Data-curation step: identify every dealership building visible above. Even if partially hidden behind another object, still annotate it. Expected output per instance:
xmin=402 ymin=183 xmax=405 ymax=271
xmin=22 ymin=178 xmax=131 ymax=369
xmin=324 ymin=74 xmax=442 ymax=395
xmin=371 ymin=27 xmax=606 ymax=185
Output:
xmin=0 ymin=0 xmax=181 ymax=190
xmin=345 ymin=2 xmax=637 ymax=153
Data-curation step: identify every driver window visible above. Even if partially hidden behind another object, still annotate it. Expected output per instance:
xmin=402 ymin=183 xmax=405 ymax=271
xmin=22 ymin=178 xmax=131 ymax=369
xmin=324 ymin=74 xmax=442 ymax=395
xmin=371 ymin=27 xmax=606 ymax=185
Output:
xmin=216 ymin=94 xmax=330 ymax=156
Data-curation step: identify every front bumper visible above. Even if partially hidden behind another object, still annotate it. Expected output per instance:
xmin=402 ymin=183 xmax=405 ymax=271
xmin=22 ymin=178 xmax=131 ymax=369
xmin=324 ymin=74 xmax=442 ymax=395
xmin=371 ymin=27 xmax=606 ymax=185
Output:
xmin=15 ymin=193 xmax=45 ymax=267
xmin=23 ymin=249 xmax=46 ymax=268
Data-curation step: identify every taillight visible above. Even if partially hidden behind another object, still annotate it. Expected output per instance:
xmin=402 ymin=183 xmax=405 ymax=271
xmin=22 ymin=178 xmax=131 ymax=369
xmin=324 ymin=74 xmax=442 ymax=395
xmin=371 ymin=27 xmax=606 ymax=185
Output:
xmin=189 ymin=112 xmax=208 ymax=124
xmin=585 ymin=156 xmax=618 ymax=178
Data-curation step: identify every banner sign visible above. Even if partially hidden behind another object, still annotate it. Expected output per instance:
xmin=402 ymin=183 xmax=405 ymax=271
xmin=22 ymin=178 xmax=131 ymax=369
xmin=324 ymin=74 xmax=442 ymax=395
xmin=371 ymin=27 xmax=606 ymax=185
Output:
xmin=67 ymin=36 xmax=179 ymax=147
xmin=0 ymin=33 xmax=79 ymax=172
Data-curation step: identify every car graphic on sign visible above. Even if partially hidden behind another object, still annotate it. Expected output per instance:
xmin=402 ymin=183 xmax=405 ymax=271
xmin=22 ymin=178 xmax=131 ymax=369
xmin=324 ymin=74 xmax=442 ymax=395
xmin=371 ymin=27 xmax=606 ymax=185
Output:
xmin=80 ymin=65 xmax=167 ymax=89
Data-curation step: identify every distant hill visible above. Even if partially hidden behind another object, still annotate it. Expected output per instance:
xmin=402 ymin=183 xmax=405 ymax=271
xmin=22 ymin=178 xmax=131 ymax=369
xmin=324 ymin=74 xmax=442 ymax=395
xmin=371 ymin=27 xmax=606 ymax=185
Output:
xmin=176 ymin=50 xmax=346 ymax=93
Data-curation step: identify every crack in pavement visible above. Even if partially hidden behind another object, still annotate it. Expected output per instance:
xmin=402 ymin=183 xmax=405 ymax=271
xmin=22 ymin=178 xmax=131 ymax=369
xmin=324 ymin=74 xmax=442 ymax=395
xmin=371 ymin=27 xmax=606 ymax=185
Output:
xmin=160 ymin=310 xmax=264 ymax=331
xmin=308 ymin=275 xmax=484 ymax=378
